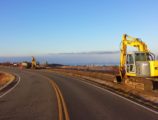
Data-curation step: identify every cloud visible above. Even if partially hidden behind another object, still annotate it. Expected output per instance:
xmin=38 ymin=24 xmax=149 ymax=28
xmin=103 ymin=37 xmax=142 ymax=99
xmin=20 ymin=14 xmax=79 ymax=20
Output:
xmin=48 ymin=51 xmax=120 ymax=55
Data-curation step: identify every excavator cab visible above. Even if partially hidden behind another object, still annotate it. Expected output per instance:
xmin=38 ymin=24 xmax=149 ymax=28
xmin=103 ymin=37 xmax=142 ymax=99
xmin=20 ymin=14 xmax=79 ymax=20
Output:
xmin=126 ymin=51 xmax=158 ymax=77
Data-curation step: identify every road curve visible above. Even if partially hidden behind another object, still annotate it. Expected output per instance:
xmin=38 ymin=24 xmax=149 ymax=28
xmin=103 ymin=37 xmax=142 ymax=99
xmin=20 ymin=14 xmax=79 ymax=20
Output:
xmin=0 ymin=67 xmax=58 ymax=120
xmin=0 ymin=67 xmax=158 ymax=120
xmin=37 ymin=70 xmax=158 ymax=120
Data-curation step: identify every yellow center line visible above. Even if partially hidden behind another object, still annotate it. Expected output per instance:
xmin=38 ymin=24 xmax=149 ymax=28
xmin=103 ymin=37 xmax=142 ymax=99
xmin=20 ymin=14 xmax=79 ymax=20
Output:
xmin=50 ymin=79 xmax=70 ymax=120
xmin=50 ymin=81 xmax=63 ymax=120
xmin=25 ymin=71 xmax=70 ymax=120
xmin=54 ymin=82 xmax=70 ymax=120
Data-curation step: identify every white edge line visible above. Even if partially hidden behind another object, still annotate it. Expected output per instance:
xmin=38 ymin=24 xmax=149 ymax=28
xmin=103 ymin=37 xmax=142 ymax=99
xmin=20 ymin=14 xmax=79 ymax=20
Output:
xmin=0 ymin=73 xmax=21 ymax=98
xmin=78 ymin=78 xmax=158 ymax=115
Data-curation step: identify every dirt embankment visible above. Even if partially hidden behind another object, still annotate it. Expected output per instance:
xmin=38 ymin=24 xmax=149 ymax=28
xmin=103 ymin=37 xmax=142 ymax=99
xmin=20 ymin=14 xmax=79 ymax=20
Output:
xmin=49 ymin=68 xmax=158 ymax=109
xmin=0 ymin=72 xmax=15 ymax=87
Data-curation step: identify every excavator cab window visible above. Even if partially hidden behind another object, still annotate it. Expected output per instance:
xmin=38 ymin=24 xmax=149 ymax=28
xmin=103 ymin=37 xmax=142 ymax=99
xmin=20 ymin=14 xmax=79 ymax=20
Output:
xmin=135 ymin=53 xmax=147 ymax=61
xmin=127 ymin=54 xmax=134 ymax=64
xmin=126 ymin=54 xmax=135 ymax=73
xmin=135 ymin=52 xmax=155 ymax=62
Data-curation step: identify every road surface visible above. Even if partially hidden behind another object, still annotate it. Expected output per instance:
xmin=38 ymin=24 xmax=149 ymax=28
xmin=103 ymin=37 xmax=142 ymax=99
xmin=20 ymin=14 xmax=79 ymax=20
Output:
xmin=0 ymin=67 xmax=158 ymax=120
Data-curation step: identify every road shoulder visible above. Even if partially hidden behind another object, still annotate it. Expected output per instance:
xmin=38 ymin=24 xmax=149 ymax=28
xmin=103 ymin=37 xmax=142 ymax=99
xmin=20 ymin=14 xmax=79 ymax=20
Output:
xmin=0 ymin=72 xmax=15 ymax=91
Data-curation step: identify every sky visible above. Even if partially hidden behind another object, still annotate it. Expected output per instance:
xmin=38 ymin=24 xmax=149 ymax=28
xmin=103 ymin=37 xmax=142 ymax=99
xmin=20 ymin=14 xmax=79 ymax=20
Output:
xmin=0 ymin=0 xmax=158 ymax=57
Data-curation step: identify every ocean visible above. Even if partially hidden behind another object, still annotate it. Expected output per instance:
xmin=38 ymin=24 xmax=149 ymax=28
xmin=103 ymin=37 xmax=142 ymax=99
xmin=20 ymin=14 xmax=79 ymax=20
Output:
xmin=0 ymin=52 xmax=120 ymax=66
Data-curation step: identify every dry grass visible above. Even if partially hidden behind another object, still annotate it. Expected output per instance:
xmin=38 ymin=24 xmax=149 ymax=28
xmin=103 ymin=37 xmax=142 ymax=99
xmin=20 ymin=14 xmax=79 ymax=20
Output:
xmin=0 ymin=72 xmax=15 ymax=87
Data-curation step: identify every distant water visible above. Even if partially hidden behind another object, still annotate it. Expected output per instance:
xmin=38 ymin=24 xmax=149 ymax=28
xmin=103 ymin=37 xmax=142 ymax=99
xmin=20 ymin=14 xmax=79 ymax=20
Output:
xmin=0 ymin=52 xmax=120 ymax=66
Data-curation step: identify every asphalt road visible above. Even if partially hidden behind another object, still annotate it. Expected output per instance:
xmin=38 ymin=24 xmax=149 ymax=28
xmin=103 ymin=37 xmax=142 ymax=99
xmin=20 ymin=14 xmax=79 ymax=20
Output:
xmin=0 ymin=67 xmax=58 ymax=120
xmin=0 ymin=67 xmax=158 ymax=120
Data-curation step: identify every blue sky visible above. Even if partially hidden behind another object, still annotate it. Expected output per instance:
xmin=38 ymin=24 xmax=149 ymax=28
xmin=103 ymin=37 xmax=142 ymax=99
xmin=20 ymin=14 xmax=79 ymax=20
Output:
xmin=0 ymin=0 xmax=158 ymax=56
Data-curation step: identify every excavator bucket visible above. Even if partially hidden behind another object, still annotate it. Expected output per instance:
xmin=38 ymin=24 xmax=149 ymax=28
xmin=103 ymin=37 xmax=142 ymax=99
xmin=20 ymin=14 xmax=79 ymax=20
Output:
xmin=114 ymin=75 xmax=122 ymax=83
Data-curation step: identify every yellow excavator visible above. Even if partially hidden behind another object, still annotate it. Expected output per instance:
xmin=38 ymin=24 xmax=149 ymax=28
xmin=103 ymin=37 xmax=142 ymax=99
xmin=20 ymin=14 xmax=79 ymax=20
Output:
xmin=116 ymin=34 xmax=158 ymax=91
xmin=31 ymin=56 xmax=37 ymax=69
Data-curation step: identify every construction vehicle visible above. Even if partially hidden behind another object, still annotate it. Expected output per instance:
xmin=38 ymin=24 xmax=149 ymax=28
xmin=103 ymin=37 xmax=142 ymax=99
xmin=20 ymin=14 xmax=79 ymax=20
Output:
xmin=116 ymin=34 xmax=158 ymax=91
xmin=31 ymin=56 xmax=37 ymax=69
